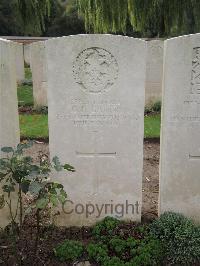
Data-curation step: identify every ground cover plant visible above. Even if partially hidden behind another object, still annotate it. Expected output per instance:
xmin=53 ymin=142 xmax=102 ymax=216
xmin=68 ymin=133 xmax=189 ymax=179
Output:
xmin=53 ymin=218 xmax=164 ymax=265
xmin=150 ymin=212 xmax=200 ymax=265
xmin=84 ymin=217 xmax=164 ymax=266
xmin=1 ymin=209 xmax=200 ymax=265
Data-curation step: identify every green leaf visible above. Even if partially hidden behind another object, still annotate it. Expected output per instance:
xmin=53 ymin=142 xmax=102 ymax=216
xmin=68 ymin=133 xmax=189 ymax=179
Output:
xmin=0 ymin=159 xmax=9 ymax=171
xmin=52 ymin=156 xmax=63 ymax=171
xmin=21 ymin=180 xmax=30 ymax=194
xmin=58 ymin=194 xmax=67 ymax=204
xmin=63 ymin=164 xmax=75 ymax=172
xmin=56 ymin=183 xmax=64 ymax=189
xmin=17 ymin=141 xmax=33 ymax=154
xmin=36 ymin=198 xmax=48 ymax=210
xmin=50 ymin=195 xmax=58 ymax=206
xmin=29 ymin=181 xmax=43 ymax=196
xmin=1 ymin=147 xmax=14 ymax=153
xmin=28 ymin=165 xmax=40 ymax=177
xmin=2 ymin=184 xmax=15 ymax=193
xmin=23 ymin=156 xmax=33 ymax=163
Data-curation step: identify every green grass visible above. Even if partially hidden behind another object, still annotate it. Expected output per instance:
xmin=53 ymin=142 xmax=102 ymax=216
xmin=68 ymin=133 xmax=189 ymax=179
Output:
xmin=20 ymin=114 xmax=48 ymax=139
xmin=144 ymin=114 xmax=161 ymax=138
xmin=17 ymin=85 xmax=33 ymax=106
xmin=25 ymin=67 xmax=32 ymax=80
xmin=19 ymin=114 xmax=160 ymax=139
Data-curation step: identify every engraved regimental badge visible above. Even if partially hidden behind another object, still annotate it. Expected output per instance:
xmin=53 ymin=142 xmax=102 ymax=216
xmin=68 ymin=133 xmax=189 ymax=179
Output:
xmin=73 ymin=47 xmax=119 ymax=93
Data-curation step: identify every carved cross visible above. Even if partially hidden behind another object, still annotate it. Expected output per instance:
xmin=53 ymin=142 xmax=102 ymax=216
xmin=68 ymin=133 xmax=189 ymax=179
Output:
xmin=189 ymin=154 xmax=200 ymax=160
xmin=76 ymin=130 xmax=117 ymax=193
xmin=189 ymin=147 xmax=200 ymax=160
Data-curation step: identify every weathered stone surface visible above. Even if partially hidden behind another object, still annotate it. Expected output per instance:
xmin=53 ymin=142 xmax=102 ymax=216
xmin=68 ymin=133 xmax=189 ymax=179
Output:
xmin=30 ymin=41 xmax=48 ymax=107
xmin=145 ymin=40 xmax=164 ymax=106
xmin=24 ymin=44 xmax=31 ymax=66
xmin=160 ymin=34 xmax=200 ymax=222
xmin=46 ymin=35 xmax=146 ymax=226
xmin=0 ymin=39 xmax=20 ymax=228
xmin=15 ymin=42 xmax=25 ymax=83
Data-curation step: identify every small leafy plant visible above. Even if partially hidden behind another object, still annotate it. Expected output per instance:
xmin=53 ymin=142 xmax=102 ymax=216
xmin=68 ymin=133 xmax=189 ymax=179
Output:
xmin=150 ymin=212 xmax=200 ymax=265
xmin=92 ymin=216 xmax=121 ymax=241
xmin=87 ymin=242 xmax=109 ymax=264
xmin=145 ymin=101 xmax=161 ymax=115
xmin=0 ymin=141 xmax=75 ymax=253
xmin=54 ymin=240 xmax=84 ymax=262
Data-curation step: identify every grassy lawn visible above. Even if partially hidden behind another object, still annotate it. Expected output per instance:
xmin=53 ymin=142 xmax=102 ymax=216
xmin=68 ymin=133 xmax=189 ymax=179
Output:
xmin=19 ymin=113 xmax=161 ymax=139
xmin=17 ymin=67 xmax=33 ymax=106
xmin=144 ymin=114 xmax=161 ymax=138
xmin=25 ymin=67 xmax=32 ymax=80
xmin=20 ymin=114 xmax=48 ymax=139
xmin=17 ymin=84 xmax=33 ymax=106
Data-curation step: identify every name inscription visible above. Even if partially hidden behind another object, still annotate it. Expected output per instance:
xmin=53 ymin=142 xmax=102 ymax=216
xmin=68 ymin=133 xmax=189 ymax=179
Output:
xmin=56 ymin=98 xmax=139 ymax=127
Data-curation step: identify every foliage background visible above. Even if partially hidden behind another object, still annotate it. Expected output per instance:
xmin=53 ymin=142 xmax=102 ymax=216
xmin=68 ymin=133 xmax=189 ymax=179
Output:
xmin=1 ymin=0 xmax=200 ymax=38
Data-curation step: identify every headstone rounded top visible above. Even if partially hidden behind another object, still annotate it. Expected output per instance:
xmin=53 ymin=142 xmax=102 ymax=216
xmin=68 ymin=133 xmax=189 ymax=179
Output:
xmin=73 ymin=47 xmax=119 ymax=94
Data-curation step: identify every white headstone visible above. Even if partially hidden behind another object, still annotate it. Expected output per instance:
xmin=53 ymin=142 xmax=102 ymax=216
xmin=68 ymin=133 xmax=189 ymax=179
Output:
xmin=30 ymin=41 xmax=48 ymax=107
xmin=145 ymin=40 xmax=164 ymax=106
xmin=160 ymin=34 xmax=200 ymax=222
xmin=0 ymin=39 xmax=20 ymax=228
xmin=15 ymin=42 xmax=25 ymax=83
xmin=24 ymin=44 xmax=31 ymax=66
xmin=46 ymin=35 xmax=146 ymax=226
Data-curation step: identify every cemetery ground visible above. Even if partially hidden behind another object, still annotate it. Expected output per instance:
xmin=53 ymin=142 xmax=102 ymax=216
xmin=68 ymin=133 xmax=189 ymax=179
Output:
xmin=1 ymin=141 xmax=200 ymax=265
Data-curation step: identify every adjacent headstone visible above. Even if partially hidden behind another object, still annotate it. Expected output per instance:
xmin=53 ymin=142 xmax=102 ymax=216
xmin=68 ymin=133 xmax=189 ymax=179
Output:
xmin=24 ymin=44 xmax=31 ymax=67
xmin=0 ymin=39 xmax=20 ymax=228
xmin=46 ymin=35 xmax=146 ymax=226
xmin=30 ymin=41 xmax=48 ymax=107
xmin=15 ymin=42 xmax=25 ymax=83
xmin=160 ymin=34 xmax=200 ymax=222
xmin=145 ymin=40 xmax=164 ymax=106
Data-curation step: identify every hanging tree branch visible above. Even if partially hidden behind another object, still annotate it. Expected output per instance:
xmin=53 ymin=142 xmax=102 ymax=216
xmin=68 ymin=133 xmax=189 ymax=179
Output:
xmin=17 ymin=0 xmax=51 ymax=33
xmin=77 ymin=0 xmax=200 ymax=36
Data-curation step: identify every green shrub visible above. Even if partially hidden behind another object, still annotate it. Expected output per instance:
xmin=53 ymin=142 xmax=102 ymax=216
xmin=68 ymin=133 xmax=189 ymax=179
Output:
xmin=150 ymin=212 xmax=200 ymax=265
xmin=87 ymin=230 xmax=163 ymax=265
xmin=102 ymin=256 xmax=124 ymax=266
xmin=109 ymin=237 xmax=127 ymax=256
xmin=152 ymin=101 xmax=161 ymax=112
xmin=92 ymin=216 xmax=121 ymax=241
xmin=33 ymin=106 xmax=48 ymax=114
xmin=54 ymin=240 xmax=84 ymax=262
xmin=133 ymin=237 xmax=164 ymax=265
xmin=145 ymin=101 xmax=162 ymax=114
xmin=87 ymin=242 xmax=109 ymax=263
